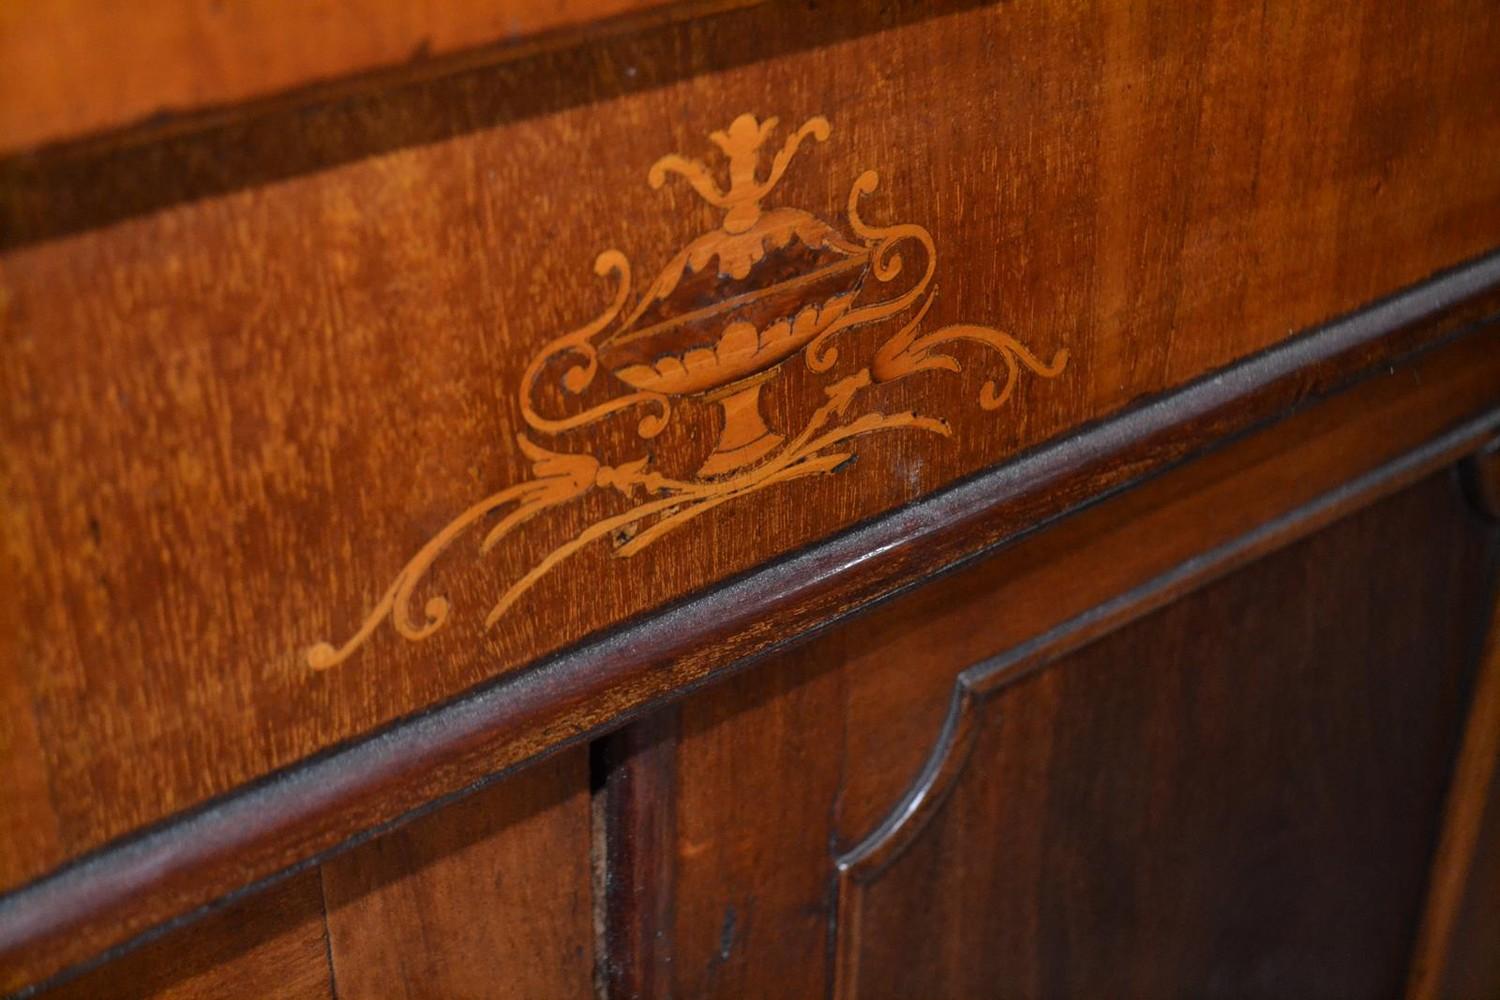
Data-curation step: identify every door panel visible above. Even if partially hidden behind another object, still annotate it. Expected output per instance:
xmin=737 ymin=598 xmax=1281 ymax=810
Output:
xmin=34 ymin=749 xmax=596 ymax=1000
xmin=838 ymin=472 xmax=1494 ymax=998
xmin=42 ymin=873 xmax=332 ymax=1000
xmin=321 ymin=748 xmax=596 ymax=1000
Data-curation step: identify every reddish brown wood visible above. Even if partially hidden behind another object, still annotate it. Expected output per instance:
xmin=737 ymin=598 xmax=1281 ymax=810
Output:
xmin=665 ymin=644 xmax=845 ymax=998
xmin=37 ymin=873 xmax=332 ymax=1000
xmin=838 ymin=473 xmax=1494 ymax=998
xmin=831 ymin=322 xmax=1500 ymax=855
xmin=3 ymin=306 xmax=1499 ymax=996
xmin=5 ymin=2 xmax=1500 ymax=910
xmin=1432 ymin=763 xmax=1500 ymax=999
xmin=6 ymin=3 xmax=1500 ymax=988
xmin=598 ymin=708 xmax=680 ymax=999
xmin=0 ymin=0 xmax=735 ymax=155
xmin=319 ymin=748 xmax=595 ymax=1000
xmin=599 ymin=327 xmax=1500 ymax=1000
xmin=2 ymin=2 xmax=1499 ymax=996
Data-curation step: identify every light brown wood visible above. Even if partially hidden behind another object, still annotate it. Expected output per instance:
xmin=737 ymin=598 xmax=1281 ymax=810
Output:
xmin=4 ymin=2 xmax=1500 ymax=900
xmin=0 ymin=0 xmax=700 ymax=154
xmin=5 ymin=1 xmax=1500 ymax=993
xmin=319 ymin=748 xmax=595 ymax=1000
xmin=305 ymin=112 xmax=1065 ymax=671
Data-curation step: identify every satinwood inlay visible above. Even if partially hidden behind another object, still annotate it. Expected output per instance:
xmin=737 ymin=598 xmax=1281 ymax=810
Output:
xmin=306 ymin=113 xmax=1068 ymax=670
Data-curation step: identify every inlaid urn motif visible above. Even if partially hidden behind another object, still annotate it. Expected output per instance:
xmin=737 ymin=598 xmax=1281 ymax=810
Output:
xmin=595 ymin=115 xmax=870 ymax=475
xmin=305 ymin=113 xmax=1069 ymax=671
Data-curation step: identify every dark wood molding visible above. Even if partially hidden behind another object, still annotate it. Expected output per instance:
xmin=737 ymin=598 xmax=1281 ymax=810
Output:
xmin=832 ymin=470 xmax=1492 ymax=999
xmin=597 ymin=709 xmax=680 ymax=999
xmin=3 ymin=252 xmax=1500 ymax=996
xmin=1406 ymin=528 xmax=1500 ymax=1000
xmin=1461 ymin=436 xmax=1500 ymax=521
xmin=836 ymin=410 xmax=1500 ymax=886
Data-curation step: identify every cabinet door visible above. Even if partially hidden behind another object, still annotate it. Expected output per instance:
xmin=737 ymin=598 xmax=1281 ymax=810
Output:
xmin=600 ymin=459 xmax=1499 ymax=998
xmin=35 ymin=748 xmax=596 ymax=1000
xmin=838 ymin=472 xmax=1490 ymax=998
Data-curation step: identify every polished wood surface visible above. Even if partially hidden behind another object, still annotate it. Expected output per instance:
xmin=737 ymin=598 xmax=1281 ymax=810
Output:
xmin=1434 ymin=759 xmax=1500 ymax=1000
xmin=0 ymin=0 xmax=705 ymax=154
xmin=32 ymin=751 xmax=595 ymax=1000
xmin=599 ymin=711 xmax=679 ymax=1000
xmin=1408 ymin=452 xmax=1500 ymax=1000
xmin=669 ymin=643 xmax=843 ymax=998
xmin=31 ymin=450 xmax=1500 ymax=997
xmin=6 ymin=286 xmax=1497 ymax=994
xmin=4 ymin=0 xmax=1500 ymax=995
xmin=5 ymin=3 xmax=1500 ymax=905
xmin=597 ymin=333 xmax=1500 ymax=1000
xmin=44 ymin=874 xmax=332 ymax=1000
xmin=299 ymin=111 xmax=1069 ymax=673
xmin=321 ymin=748 xmax=595 ymax=999
xmin=841 ymin=473 xmax=1488 ymax=998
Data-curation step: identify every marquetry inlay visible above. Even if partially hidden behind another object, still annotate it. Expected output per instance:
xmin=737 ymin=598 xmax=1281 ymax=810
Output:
xmin=306 ymin=113 xmax=1068 ymax=670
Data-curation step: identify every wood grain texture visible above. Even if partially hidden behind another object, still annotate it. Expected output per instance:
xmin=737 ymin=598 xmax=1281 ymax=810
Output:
xmin=296 ymin=111 xmax=1069 ymax=672
xmin=3 ymin=298 xmax=1499 ymax=995
xmin=1432 ymin=761 xmax=1500 ymax=999
xmin=598 ymin=328 xmax=1500 ymax=1000
xmin=666 ymin=643 xmax=844 ymax=998
xmin=0 ymin=0 xmax=718 ymax=155
xmin=4 ymin=2 xmax=1499 ymax=996
xmin=598 ymin=709 xmax=679 ymax=999
xmin=37 ymin=873 xmax=331 ymax=1000
xmin=831 ymin=322 xmax=1500 ymax=857
xmin=837 ymin=473 xmax=1495 ymax=999
xmin=1462 ymin=437 xmax=1500 ymax=521
xmin=1408 ymin=446 xmax=1500 ymax=1000
xmin=319 ymin=747 xmax=595 ymax=1000
xmin=834 ymin=410 xmax=1500 ymax=888
xmin=4 ymin=0 xmax=1500 ymax=905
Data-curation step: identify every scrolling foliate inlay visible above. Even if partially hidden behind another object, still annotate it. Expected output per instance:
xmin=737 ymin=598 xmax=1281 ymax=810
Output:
xmin=305 ymin=114 xmax=1068 ymax=671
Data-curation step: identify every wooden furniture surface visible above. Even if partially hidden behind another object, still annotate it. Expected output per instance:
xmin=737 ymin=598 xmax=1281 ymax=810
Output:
xmin=0 ymin=0 xmax=727 ymax=154
xmin=2 ymin=1 xmax=1499 ymax=997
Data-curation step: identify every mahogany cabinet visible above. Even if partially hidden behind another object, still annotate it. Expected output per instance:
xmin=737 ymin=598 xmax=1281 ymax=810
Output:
xmin=2 ymin=1 xmax=1499 ymax=997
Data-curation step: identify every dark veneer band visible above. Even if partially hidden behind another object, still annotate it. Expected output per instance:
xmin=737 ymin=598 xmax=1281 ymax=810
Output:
xmin=4 ymin=248 xmax=1500 ymax=995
